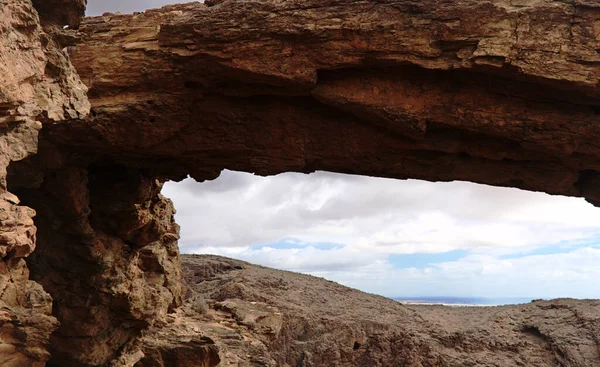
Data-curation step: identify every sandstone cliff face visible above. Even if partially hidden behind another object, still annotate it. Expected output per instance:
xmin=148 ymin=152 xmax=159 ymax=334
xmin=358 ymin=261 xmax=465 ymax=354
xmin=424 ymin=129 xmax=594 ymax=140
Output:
xmin=1 ymin=2 xmax=185 ymax=365
xmin=0 ymin=0 xmax=88 ymax=365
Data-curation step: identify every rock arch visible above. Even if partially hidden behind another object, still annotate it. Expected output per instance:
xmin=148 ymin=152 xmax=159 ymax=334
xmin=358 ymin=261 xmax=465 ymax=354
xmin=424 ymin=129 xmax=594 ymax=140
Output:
xmin=2 ymin=0 xmax=600 ymax=365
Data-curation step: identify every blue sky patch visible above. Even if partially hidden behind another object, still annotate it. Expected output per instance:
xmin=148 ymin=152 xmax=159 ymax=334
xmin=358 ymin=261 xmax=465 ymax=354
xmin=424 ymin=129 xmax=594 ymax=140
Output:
xmin=388 ymin=249 xmax=470 ymax=269
xmin=252 ymin=239 xmax=343 ymax=251
xmin=499 ymin=236 xmax=600 ymax=260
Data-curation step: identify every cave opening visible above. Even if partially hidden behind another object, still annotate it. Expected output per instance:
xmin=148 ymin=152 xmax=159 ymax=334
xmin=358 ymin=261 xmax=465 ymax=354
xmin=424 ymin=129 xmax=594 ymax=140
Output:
xmin=8 ymin=149 xmax=600 ymax=366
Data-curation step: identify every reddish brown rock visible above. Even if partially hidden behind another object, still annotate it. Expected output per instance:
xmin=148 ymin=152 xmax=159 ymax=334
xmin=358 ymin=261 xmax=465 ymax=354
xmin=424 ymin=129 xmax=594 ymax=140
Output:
xmin=0 ymin=0 xmax=89 ymax=365
xmin=55 ymin=0 xmax=600 ymax=205
xmin=0 ymin=0 xmax=184 ymax=363
xmin=113 ymin=319 xmax=221 ymax=367
xmin=0 ymin=192 xmax=57 ymax=367
xmin=0 ymin=3 xmax=181 ymax=365
xmin=9 ymin=156 xmax=184 ymax=366
xmin=32 ymin=0 xmax=87 ymax=26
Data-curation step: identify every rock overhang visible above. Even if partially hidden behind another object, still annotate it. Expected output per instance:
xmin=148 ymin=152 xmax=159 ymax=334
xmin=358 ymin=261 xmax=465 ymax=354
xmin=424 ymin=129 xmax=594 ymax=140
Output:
xmin=46 ymin=0 xmax=600 ymax=205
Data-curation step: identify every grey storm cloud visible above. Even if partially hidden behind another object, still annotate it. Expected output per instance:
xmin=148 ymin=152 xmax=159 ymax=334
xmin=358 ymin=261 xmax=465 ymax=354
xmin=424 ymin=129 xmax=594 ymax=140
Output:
xmin=86 ymin=0 xmax=191 ymax=16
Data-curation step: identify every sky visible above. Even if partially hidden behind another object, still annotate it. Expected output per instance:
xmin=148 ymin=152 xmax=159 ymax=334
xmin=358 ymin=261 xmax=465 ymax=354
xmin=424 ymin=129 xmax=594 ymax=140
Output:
xmin=162 ymin=171 xmax=600 ymax=300
xmin=86 ymin=0 xmax=192 ymax=16
xmin=86 ymin=0 xmax=600 ymax=301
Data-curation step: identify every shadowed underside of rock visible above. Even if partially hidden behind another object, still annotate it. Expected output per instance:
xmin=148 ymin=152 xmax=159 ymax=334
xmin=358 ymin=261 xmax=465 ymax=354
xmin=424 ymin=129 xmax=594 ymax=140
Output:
xmin=1 ymin=0 xmax=600 ymax=366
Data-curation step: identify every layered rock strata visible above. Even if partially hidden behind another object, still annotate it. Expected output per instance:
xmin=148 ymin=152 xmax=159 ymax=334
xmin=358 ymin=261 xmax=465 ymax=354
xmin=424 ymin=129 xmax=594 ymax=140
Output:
xmin=59 ymin=0 xmax=600 ymax=205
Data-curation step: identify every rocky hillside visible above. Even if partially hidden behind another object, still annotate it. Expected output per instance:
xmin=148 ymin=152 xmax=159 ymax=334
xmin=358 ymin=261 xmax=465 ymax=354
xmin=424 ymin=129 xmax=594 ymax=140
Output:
xmin=120 ymin=255 xmax=600 ymax=367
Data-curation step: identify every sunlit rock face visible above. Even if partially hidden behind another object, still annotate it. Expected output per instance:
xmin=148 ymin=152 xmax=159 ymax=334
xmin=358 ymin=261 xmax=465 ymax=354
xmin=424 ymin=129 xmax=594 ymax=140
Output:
xmin=2 ymin=0 xmax=600 ymax=365
xmin=0 ymin=0 xmax=89 ymax=365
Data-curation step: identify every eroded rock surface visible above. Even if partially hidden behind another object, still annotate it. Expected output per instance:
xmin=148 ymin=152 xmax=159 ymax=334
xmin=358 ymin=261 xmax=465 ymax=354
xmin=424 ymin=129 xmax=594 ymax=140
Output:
xmin=0 ymin=0 xmax=88 ymax=365
xmin=9 ymin=152 xmax=184 ymax=366
xmin=1 ymin=2 xmax=182 ymax=365
xmin=0 ymin=191 xmax=56 ymax=367
xmin=126 ymin=255 xmax=600 ymax=367
xmin=56 ymin=0 xmax=600 ymax=205
xmin=32 ymin=0 xmax=87 ymax=27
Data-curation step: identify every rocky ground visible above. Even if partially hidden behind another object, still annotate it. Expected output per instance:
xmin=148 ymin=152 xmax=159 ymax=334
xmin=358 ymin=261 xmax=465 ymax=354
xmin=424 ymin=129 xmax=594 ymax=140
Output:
xmin=123 ymin=255 xmax=600 ymax=367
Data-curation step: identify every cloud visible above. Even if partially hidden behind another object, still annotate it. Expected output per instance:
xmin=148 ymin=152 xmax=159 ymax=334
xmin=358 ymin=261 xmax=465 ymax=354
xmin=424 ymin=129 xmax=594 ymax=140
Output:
xmin=162 ymin=170 xmax=600 ymax=299
xmin=200 ymin=244 xmax=386 ymax=273
xmin=163 ymin=170 xmax=600 ymax=254
xmin=408 ymin=246 xmax=600 ymax=298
